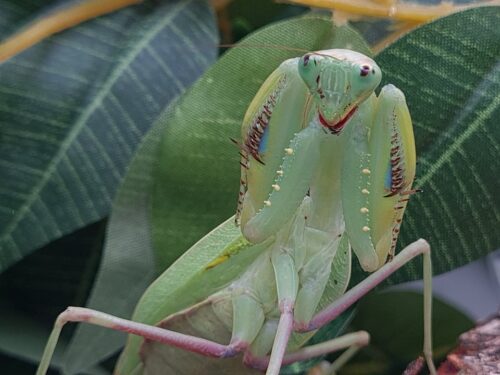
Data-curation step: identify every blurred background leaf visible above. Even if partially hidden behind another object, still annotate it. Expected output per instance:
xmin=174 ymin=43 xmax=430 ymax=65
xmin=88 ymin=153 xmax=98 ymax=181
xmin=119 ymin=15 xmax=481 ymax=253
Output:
xmin=374 ymin=6 xmax=500 ymax=285
xmin=333 ymin=291 xmax=475 ymax=375
xmin=0 ymin=0 xmax=217 ymax=373
xmin=0 ymin=1 xmax=498 ymax=374
xmin=0 ymin=0 xmax=217 ymax=272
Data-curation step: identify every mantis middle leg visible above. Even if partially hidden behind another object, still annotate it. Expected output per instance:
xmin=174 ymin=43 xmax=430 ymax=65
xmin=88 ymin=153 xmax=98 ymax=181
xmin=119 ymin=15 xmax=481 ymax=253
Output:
xmin=242 ymin=239 xmax=434 ymax=375
xmin=297 ymin=239 xmax=436 ymax=375
xmin=35 ymin=306 xmax=251 ymax=375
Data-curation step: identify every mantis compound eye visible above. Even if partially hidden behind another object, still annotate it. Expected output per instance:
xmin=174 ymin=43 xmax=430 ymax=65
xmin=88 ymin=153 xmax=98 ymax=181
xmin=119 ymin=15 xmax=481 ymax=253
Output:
xmin=301 ymin=53 xmax=319 ymax=69
xmin=303 ymin=54 xmax=311 ymax=66
xmin=360 ymin=64 xmax=372 ymax=77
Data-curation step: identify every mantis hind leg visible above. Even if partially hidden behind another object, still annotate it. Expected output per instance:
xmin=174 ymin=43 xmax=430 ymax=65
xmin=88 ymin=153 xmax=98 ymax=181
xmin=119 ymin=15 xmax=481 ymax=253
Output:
xmin=35 ymin=306 xmax=248 ymax=375
xmin=296 ymin=239 xmax=436 ymax=375
xmin=257 ymin=196 xmax=311 ymax=375
xmin=244 ymin=330 xmax=369 ymax=372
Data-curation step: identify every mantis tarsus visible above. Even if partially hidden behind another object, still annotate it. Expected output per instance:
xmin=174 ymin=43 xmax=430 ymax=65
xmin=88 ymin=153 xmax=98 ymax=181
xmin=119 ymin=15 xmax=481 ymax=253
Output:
xmin=36 ymin=49 xmax=435 ymax=375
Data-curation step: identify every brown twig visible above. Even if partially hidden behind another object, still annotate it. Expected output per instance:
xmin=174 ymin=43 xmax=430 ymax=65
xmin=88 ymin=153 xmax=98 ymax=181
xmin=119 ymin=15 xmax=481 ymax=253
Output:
xmin=0 ymin=0 xmax=143 ymax=63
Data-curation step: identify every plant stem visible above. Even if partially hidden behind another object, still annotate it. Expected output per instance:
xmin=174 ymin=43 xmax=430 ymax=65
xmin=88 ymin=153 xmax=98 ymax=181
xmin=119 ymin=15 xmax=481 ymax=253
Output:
xmin=280 ymin=0 xmax=499 ymax=23
xmin=0 ymin=0 xmax=142 ymax=63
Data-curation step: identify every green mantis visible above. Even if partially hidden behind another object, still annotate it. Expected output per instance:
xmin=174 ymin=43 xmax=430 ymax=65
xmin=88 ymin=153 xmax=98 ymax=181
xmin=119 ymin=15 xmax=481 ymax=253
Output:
xmin=36 ymin=49 xmax=435 ymax=375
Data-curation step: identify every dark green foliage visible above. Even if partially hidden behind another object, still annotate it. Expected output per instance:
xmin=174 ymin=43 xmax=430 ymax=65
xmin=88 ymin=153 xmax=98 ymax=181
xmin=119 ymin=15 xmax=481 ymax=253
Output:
xmin=0 ymin=3 xmax=498 ymax=374
xmin=343 ymin=291 xmax=474 ymax=374
xmin=0 ymin=0 xmax=218 ymax=372
xmin=0 ymin=0 xmax=218 ymax=272
xmin=377 ymin=7 xmax=500 ymax=284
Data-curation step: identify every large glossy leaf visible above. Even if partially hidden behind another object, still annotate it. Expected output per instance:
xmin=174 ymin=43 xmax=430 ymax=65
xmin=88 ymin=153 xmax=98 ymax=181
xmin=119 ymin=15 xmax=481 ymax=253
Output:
xmin=14 ymin=6 xmax=498 ymax=374
xmin=0 ymin=0 xmax=217 ymax=272
xmin=152 ymin=17 xmax=372 ymax=269
xmin=108 ymin=18 xmax=369 ymax=374
xmin=144 ymin=7 xmax=497 ymax=372
xmin=60 ymin=112 xmax=163 ymax=374
xmin=157 ymin=7 xmax=499 ymax=281
xmin=373 ymin=6 xmax=500 ymax=285
xmin=0 ymin=0 xmax=218 ymax=372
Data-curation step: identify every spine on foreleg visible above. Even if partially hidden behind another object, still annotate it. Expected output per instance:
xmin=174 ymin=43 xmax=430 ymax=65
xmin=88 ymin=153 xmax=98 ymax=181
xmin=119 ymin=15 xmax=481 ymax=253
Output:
xmin=342 ymin=86 xmax=416 ymax=272
xmin=242 ymin=125 xmax=322 ymax=243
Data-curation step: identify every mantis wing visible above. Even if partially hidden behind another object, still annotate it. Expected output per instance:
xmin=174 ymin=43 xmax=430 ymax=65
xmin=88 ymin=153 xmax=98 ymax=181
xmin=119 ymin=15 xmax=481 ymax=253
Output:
xmin=116 ymin=218 xmax=271 ymax=374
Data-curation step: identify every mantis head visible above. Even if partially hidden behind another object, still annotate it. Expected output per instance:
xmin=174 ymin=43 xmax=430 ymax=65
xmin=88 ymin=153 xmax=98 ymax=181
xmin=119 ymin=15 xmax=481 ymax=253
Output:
xmin=298 ymin=49 xmax=381 ymax=134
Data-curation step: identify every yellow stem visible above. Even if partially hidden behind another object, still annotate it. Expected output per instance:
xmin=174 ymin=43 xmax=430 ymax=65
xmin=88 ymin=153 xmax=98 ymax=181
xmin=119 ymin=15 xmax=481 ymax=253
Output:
xmin=371 ymin=21 xmax=418 ymax=53
xmin=280 ymin=0 xmax=500 ymax=23
xmin=0 ymin=0 xmax=142 ymax=63
xmin=211 ymin=0 xmax=234 ymax=12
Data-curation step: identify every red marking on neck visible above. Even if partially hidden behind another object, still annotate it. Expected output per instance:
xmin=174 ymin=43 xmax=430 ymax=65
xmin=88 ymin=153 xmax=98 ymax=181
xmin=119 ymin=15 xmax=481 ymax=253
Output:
xmin=319 ymin=106 xmax=358 ymax=134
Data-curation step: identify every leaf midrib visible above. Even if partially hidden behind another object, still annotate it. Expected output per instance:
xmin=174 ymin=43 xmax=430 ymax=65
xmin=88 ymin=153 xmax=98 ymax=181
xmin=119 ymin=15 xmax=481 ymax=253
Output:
xmin=0 ymin=0 xmax=190 ymax=248
xmin=417 ymin=60 xmax=500 ymax=186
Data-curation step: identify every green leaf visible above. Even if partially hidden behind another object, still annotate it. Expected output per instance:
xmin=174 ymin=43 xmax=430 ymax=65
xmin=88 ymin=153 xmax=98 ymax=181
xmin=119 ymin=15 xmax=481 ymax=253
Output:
xmin=374 ymin=6 xmax=500 ymax=285
xmin=0 ymin=0 xmax=218 ymax=272
xmin=106 ymin=16 xmax=371 ymax=374
xmin=15 ymin=6 xmax=498 ymax=374
xmin=152 ymin=7 xmax=500 ymax=284
xmin=341 ymin=291 xmax=474 ymax=374
xmin=142 ymin=8 xmax=497 ymax=372
xmin=60 ymin=109 xmax=163 ymax=374
xmin=152 ymin=16 xmax=372 ymax=270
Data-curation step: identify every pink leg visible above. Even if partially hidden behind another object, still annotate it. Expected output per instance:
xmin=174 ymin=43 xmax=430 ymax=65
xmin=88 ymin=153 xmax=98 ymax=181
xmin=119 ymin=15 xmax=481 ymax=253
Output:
xmin=36 ymin=307 xmax=245 ymax=375
xmin=245 ymin=239 xmax=435 ymax=375
xmin=265 ymin=300 xmax=294 ymax=375
xmin=244 ymin=331 xmax=369 ymax=370
xmin=297 ymin=239 xmax=431 ymax=332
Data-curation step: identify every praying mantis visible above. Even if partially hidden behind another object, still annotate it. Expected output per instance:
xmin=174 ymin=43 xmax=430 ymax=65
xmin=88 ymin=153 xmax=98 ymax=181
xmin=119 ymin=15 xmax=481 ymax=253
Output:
xmin=36 ymin=49 xmax=436 ymax=375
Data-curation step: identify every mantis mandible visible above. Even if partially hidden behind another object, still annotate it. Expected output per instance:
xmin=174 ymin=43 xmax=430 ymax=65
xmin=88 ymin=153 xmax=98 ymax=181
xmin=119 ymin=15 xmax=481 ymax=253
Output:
xmin=36 ymin=49 xmax=436 ymax=375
